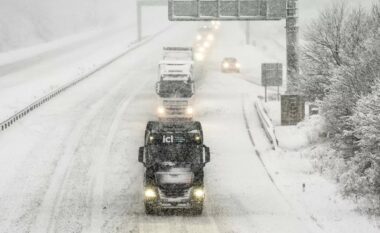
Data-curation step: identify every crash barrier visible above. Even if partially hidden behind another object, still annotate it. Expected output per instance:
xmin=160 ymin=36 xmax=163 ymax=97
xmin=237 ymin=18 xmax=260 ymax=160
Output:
xmin=254 ymin=98 xmax=279 ymax=150
xmin=0 ymin=26 xmax=172 ymax=133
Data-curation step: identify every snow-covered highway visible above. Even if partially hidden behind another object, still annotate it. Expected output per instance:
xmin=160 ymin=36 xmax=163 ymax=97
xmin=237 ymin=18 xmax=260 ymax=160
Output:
xmin=0 ymin=20 xmax=378 ymax=233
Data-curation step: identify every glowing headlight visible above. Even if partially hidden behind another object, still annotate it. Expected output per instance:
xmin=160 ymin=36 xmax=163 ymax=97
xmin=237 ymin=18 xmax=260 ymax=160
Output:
xmin=144 ymin=188 xmax=157 ymax=198
xmin=157 ymin=106 xmax=165 ymax=115
xmin=186 ymin=107 xmax=194 ymax=115
xmin=196 ymin=35 xmax=202 ymax=41
xmin=207 ymin=34 xmax=214 ymax=41
xmin=203 ymin=41 xmax=210 ymax=48
xmin=223 ymin=63 xmax=230 ymax=68
xmin=193 ymin=188 xmax=205 ymax=198
xmin=235 ymin=63 xmax=241 ymax=68
xmin=195 ymin=135 xmax=201 ymax=141
xmin=197 ymin=46 xmax=205 ymax=53
xmin=195 ymin=53 xmax=204 ymax=61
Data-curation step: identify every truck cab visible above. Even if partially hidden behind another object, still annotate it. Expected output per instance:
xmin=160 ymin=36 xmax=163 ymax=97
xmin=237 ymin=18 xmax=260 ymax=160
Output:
xmin=138 ymin=121 xmax=210 ymax=215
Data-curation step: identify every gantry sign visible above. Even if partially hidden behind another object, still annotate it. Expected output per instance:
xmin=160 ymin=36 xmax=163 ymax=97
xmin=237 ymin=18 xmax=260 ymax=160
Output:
xmin=168 ymin=0 xmax=286 ymax=21
xmin=168 ymin=0 xmax=299 ymax=94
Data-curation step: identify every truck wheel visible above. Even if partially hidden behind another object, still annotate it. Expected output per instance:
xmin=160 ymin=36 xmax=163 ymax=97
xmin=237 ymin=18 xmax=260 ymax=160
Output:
xmin=145 ymin=203 xmax=155 ymax=215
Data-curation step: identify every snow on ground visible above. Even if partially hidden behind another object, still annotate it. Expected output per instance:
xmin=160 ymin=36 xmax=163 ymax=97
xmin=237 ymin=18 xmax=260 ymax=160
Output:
xmin=0 ymin=0 xmax=139 ymax=52
xmin=0 ymin=9 xmax=378 ymax=233
xmin=258 ymin=98 xmax=380 ymax=231
xmin=0 ymin=8 xmax=170 ymax=123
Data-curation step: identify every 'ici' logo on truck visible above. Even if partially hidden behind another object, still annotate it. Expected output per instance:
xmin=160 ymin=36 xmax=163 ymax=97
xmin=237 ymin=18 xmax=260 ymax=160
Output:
xmin=162 ymin=135 xmax=174 ymax=143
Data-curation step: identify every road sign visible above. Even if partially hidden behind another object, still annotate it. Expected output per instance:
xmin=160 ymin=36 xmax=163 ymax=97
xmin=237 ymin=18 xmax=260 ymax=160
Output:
xmin=168 ymin=0 xmax=287 ymax=21
xmin=261 ymin=63 xmax=283 ymax=86
xmin=281 ymin=95 xmax=305 ymax=125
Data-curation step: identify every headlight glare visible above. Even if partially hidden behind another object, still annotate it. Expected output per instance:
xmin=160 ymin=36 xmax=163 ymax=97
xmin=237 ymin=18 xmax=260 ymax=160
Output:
xmin=193 ymin=188 xmax=205 ymax=198
xmin=157 ymin=106 xmax=165 ymax=115
xmin=186 ymin=107 xmax=194 ymax=115
xmin=144 ymin=188 xmax=157 ymax=198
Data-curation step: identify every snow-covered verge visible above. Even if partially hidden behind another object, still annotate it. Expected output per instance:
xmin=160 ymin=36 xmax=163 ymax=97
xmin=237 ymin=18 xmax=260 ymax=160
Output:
xmin=261 ymin=100 xmax=380 ymax=227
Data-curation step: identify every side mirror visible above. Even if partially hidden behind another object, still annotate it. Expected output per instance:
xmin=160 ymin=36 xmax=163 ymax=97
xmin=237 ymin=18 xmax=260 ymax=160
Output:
xmin=138 ymin=147 xmax=145 ymax=164
xmin=204 ymin=146 xmax=210 ymax=163
xmin=155 ymin=82 xmax=160 ymax=94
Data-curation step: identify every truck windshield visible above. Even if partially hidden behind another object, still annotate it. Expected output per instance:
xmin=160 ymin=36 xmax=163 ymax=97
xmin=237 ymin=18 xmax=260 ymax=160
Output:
xmin=147 ymin=145 xmax=202 ymax=163
xmin=158 ymin=80 xmax=193 ymax=98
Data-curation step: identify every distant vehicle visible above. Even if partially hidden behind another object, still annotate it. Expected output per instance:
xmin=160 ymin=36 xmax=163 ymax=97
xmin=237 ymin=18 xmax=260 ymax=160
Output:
xmin=193 ymin=42 xmax=207 ymax=61
xmin=196 ymin=26 xmax=214 ymax=42
xmin=138 ymin=121 xmax=210 ymax=215
xmin=210 ymin=20 xmax=221 ymax=30
xmin=157 ymin=47 xmax=195 ymax=119
xmin=221 ymin=57 xmax=240 ymax=73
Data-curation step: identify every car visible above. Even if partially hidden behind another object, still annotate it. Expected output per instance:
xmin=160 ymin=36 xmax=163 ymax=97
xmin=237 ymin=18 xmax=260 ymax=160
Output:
xmin=221 ymin=57 xmax=240 ymax=73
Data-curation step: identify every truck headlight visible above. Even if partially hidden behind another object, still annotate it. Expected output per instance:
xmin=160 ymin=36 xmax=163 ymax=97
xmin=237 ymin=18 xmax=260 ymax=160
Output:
xmin=157 ymin=106 xmax=165 ymax=115
xmin=186 ymin=107 xmax=193 ymax=115
xmin=144 ymin=188 xmax=157 ymax=199
xmin=193 ymin=188 xmax=205 ymax=199
xmin=223 ymin=63 xmax=229 ymax=69
xmin=195 ymin=53 xmax=204 ymax=61
xmin=235 ymin=63 xmax=241 ymax=68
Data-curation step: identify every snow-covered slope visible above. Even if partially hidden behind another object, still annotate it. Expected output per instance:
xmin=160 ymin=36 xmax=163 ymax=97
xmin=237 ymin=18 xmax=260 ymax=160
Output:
xmin=0 ymin=0 xmax=143 ymax=52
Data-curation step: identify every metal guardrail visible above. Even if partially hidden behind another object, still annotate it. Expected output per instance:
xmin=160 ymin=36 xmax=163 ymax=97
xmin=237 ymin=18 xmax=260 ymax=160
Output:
xmin=254 ymin=98 xmax=279 ymax=149
xmin=0 ymin=26 xmax=171 ymax=133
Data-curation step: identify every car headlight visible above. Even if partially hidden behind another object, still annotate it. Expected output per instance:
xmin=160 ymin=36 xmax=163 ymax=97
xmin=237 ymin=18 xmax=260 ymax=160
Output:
xmin=186 ymin=107 xmax=194 ymax=115
xmin=144 ymin=188 xmax=157 ymax=199
xmin=157 ymin=106 xmax=165 ymax=115
xmin=207 ymin=34 xmax=214 ymax=41
xmin=193 ymin=188 xmax=205 ymax=199
xmin=223 ymin=63 xmax=229 ymax=69
xmin=196 ymin=35 xmax=202 ymax=41
xmin=235 ymin=63 xmax=241 ymax=68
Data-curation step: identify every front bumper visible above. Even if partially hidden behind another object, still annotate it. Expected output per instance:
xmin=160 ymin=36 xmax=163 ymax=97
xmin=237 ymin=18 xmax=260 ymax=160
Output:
xmin=144 ymin=187 xmax=204 ymax=209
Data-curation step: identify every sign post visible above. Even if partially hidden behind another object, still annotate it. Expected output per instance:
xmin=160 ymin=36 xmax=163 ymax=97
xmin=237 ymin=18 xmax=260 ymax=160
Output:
xmin=281 ymin=95 xmax=305 ymax=125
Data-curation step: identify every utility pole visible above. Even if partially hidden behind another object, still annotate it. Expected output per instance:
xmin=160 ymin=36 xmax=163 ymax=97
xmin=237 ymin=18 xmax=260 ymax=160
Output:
xmin=285 ymin=0 xmax=299 ymax=94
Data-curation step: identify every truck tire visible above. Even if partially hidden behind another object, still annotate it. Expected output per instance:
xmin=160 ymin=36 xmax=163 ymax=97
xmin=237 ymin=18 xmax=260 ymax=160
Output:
xmin=145 ymin=203 xmax=155 ymax=215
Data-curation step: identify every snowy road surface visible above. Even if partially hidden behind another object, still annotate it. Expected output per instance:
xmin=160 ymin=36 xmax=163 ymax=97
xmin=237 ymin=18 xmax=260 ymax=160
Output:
xmin=0 ymin=21 xmax=378 ymax=233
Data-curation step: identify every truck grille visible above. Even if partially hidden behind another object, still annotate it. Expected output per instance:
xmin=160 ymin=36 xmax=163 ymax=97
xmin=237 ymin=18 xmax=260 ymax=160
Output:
xmin=163 ymin=100 xmax=188 ymax=116
xmin=158 ymin=184 xmax=191 ymax=198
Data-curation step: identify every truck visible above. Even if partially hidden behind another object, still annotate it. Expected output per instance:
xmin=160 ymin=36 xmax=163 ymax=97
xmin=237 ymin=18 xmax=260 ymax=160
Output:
xmin=138 ymin=121 xmax=210 ymax=215
xmin=156 ymin=47 xmax=195 ymax=120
